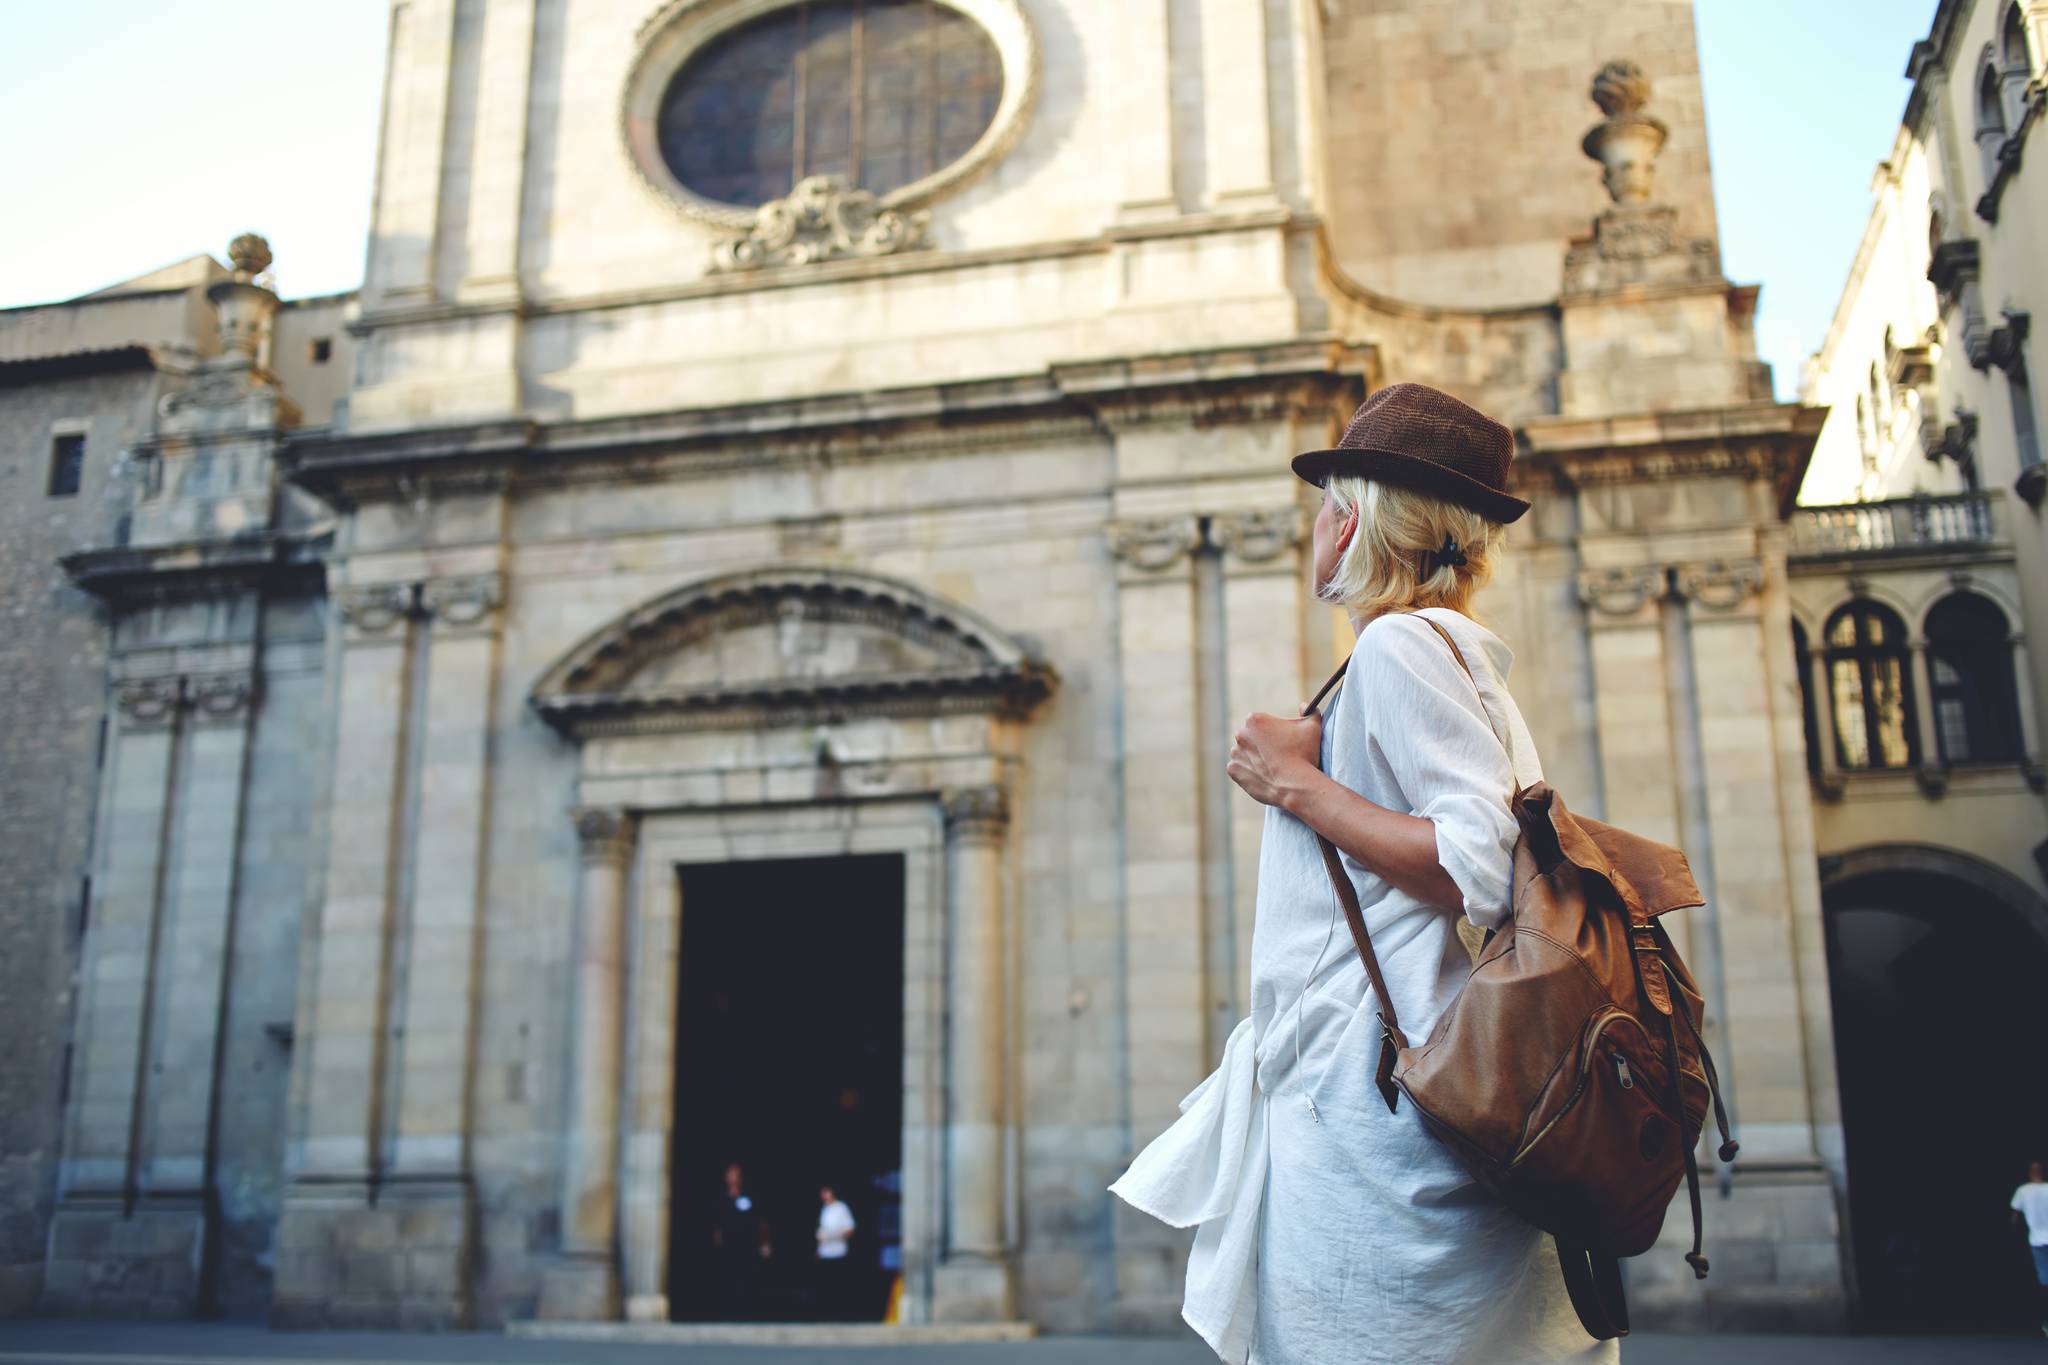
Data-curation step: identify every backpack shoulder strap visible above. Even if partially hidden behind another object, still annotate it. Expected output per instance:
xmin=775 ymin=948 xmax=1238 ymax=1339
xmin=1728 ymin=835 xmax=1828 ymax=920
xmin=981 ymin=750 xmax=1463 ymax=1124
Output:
xmin=1301 ymin=650 xmax=1409 ymax=1111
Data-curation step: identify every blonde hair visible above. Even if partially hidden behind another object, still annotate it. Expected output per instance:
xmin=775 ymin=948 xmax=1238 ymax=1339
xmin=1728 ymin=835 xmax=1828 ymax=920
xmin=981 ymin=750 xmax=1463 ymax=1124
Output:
xmin=1317 ymin=476 xmax=1504 ymax=620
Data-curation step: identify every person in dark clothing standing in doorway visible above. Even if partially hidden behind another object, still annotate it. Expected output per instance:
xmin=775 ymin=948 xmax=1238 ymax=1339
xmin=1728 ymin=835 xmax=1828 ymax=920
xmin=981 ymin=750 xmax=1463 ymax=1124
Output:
xmin=710 ymin=1162 xmax=772 ymax=1319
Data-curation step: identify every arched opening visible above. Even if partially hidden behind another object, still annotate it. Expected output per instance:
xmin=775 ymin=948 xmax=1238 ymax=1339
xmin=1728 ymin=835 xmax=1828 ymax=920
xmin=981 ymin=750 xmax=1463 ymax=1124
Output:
xmin=1823 ymin=847 xmax=2048 ymax=1331
xmin=1824 ymin=601 xmax=1917 ymax=770
xmin=1926 ymin=591 xmax=2023 ymax=765
xmin=1977 ymin=60 xmax=2009 ymax=185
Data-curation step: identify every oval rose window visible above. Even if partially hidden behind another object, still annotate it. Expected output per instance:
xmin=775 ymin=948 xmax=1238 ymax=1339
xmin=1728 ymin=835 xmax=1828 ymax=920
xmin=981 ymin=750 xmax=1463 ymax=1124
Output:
xmin=658 ymin=0 xmax=1006 ymax=209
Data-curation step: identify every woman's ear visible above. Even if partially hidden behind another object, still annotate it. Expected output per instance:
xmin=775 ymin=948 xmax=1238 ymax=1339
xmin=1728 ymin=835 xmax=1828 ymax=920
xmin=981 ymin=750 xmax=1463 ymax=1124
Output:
xmin=1335 ymin=505 xmax=1359 ymax=554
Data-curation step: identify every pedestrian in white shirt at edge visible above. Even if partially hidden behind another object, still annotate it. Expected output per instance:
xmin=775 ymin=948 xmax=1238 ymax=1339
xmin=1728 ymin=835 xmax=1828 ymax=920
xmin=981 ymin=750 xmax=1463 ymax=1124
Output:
xmin=2012 ymin=1159 xmax=2048 ymax=1338
xmin=1111 ymin=384 xmax=1612 ymax=1364
xmin=814 ymin=1185 xmax=857 ymax=1321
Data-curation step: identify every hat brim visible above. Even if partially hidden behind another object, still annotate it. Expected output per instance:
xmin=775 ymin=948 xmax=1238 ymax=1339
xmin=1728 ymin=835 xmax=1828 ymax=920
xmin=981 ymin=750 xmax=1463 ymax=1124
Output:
xmin=1291 ymin=446 xmax=1531 ymax=524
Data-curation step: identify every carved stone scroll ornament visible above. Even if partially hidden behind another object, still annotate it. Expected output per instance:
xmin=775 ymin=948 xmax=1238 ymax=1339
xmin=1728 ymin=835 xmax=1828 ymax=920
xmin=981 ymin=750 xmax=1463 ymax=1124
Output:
xmin=943 ymin=784 xmax=1010 ymax=842
xmin=115 ymin=677 xmax=182 ymax=728
xmin=187 ymin=672 xmax=259 ymax=722
xmin=1575 ymin=564 xmax=1667 ymax=617
xmin=1208 ymin=508 xmax=1303 ymax=564
xmin=421 ymin=573 xmax=506 ymax=628
xmin=334 ymin=583 xmax=415 ymax=636
xmin=1674 ymin=559 xmax=1765 ymax=612
xmin=1105 ymin=517 xmax=1202 ymax=572
xmin=711 ymin=176 xmax=931 ymax=273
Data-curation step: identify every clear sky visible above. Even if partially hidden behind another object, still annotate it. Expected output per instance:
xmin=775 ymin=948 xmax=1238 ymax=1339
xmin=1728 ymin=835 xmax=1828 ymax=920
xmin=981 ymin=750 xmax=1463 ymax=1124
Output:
xmin=0 ymin=2 xmax=1938 ymax=397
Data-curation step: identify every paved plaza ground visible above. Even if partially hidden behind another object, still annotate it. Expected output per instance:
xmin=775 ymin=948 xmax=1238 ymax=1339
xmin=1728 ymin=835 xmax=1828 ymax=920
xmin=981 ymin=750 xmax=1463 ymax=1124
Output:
xmin=1 ymin=1322 xmax=2045 ymax=1365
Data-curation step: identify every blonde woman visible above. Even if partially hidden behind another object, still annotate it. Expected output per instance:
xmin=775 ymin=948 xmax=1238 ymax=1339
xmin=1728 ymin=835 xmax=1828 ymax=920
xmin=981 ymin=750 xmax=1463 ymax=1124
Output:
xmin=1112 ymin=385 xmax=1610 ymax=1364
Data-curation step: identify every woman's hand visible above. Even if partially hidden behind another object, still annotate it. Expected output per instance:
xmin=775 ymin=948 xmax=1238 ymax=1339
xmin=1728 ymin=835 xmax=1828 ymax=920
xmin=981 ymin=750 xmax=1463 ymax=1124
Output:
xmin=1227 ymin=710 xmax=1325 ymax=810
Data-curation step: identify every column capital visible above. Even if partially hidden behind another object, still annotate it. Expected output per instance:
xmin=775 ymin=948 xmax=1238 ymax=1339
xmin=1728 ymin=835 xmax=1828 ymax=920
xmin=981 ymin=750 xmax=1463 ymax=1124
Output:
xmin=114 ymin=677 xmax=182 ymax=730
xmin=422 ymin=572 xmax=506 ymax=632
xmin=335 ymin=582 xmax=416 ymax=638
xmin=1207 ymin=507 xmax=1303 ymax=567
xmin=185 ymin=671 xmax=259 ymax=725
xmin=573 ymin=806 xmax=636 ymax=865
xmin=943 ymin=785 xmax=1010 ymax=842
xmin=1106 ymin=516 xmax=1201 ymax=573
xmin=1576 ymin=563 xmax=1666 ymax=617
xmin=1673 ymin=558 xmax=1765 ymax=613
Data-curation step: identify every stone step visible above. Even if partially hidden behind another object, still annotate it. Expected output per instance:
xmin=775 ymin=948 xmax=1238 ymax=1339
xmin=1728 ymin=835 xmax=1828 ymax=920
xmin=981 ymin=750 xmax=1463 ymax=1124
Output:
xmin=506 ymin=1322 xmax=1039 ymax=1347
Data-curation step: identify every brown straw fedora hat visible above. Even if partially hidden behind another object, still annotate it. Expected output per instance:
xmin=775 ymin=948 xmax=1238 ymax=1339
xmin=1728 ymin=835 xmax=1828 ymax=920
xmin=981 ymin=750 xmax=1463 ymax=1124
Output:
xmin=1291 ymin=382 xmax=1530 ymax=523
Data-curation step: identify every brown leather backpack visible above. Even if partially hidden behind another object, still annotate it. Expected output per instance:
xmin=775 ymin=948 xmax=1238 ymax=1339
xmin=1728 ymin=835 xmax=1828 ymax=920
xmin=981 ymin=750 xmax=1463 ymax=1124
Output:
xmin=1303 ymin=616 xmax=1737 ymax=1341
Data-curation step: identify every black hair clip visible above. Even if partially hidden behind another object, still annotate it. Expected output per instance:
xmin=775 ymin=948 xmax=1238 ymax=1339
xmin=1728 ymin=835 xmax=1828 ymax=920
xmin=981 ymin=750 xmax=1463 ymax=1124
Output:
xmin=1426 ymin=534 xmax=1468 ymax=574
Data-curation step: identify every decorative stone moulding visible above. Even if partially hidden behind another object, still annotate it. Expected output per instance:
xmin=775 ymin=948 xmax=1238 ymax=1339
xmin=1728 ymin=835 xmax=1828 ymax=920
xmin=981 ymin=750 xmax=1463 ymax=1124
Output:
xmin=1576 ymin=564 xmax=1667 ymax=616
xmin=530 ymin=566 xmax=1055 ymax=738
xmin=421 ymin=573 xmax=506 ymax=627
xmin=711 ymin=176 xmax=930 ymax=272
xmin=1208 ymin=508 xmax=1303 ymax=564
xmin=621 ymin=0 xmax=1040 ymax=237
xmin=1674 ymin=559 xmax=1765 ymax=611
xmin=1105 ymin=517 xmax=1202 ymax=572
xmin=334 ymin=582 xmax=416 ymax=635
xmin=115 ymin=677 xmax=182 ymax=727
xmin=187 ymin=671 xmax=259 ymax=722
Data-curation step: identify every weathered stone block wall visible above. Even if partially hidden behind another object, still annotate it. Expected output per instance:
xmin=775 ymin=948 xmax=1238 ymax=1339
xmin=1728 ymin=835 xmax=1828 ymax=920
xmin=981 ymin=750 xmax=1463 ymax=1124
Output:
xmin=0 ymin=368 xmax=160 ymax=1314
xmin=210 ymin=598 xmax=330 ymax=1317
xmin=1321 ymin=0 xmax=1719 ymax=308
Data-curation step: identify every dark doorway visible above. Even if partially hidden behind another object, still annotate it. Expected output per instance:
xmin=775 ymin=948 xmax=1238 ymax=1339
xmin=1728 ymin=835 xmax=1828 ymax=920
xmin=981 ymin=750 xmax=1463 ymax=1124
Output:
xmin=1824 ymin=864 xmax=2048 ymax=1332
xmin=668 ymin=852 xmax=905 ymax=1323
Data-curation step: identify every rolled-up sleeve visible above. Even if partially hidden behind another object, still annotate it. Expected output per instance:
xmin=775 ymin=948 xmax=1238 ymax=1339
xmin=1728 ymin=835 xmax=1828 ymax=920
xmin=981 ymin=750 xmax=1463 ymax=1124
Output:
xmin=1333 ymin=615 xmax=1519 ymax=929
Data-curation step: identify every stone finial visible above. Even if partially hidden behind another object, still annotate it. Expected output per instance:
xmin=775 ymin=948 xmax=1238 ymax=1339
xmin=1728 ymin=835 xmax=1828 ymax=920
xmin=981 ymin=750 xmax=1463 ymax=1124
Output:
xmin=1581 ymin=60 xmax=1669 ymax=205
xmin=1590 ymin=61 xmax=1652 ymax=118
xmin=227 ymin=232 xmax=274 ymax=281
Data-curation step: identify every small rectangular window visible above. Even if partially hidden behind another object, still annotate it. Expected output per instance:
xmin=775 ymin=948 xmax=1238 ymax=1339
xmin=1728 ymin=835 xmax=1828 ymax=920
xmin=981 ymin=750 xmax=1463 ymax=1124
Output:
xmin=309 ymin=337 xmax=333 ymax=364
xmin=48 ymin=433 xmax=85 ymax=497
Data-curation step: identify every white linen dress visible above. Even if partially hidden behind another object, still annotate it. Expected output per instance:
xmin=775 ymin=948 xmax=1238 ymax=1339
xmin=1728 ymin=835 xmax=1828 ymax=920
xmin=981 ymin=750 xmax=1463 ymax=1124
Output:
xmin=1111 ymin=608 xmax=1619 ymax=1365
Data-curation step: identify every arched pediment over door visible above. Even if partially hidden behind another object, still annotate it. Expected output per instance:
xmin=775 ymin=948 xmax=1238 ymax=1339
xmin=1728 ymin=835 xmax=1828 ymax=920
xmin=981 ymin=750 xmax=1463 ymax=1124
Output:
xmin=531 ymin=565 xmax=1056 ymax=739
xmin=527 ymin=565 xmax=1054 ymax=1325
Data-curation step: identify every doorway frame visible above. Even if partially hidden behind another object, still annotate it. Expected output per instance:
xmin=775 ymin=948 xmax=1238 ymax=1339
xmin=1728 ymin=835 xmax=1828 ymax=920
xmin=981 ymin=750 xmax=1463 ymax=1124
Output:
xmin=623 ymin=800 xmax=945 ymax=1324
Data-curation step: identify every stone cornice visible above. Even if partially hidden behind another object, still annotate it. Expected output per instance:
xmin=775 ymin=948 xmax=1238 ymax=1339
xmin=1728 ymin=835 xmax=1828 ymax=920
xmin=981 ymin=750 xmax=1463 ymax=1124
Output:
xmin=285 ymin=339 xmax=1374 ymax=509
xmin=536 ymin=667 xmax=1055 ymax=739
xmin=1516 ymin=402 xmax=1827 ymax=515
xmin=61 ymin=532 xmax=328 ymax=605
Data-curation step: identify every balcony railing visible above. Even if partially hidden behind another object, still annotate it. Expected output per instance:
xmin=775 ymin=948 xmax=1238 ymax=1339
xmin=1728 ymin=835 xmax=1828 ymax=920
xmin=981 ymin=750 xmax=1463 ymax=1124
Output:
xmin=1788 ymin=491 xmax=2003 ymax=558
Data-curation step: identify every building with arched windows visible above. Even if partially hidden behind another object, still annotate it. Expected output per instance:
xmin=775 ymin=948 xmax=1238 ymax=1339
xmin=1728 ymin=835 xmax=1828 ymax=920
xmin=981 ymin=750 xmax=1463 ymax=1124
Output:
xmin=1798 ymin=0 xmax=2048 ymax=1332
xmin=3 ymin=0 xmax=2042 ymax=1341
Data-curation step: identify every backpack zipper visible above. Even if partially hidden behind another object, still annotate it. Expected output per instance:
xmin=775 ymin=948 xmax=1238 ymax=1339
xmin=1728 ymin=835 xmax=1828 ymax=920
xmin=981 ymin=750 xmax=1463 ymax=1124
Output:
xmin=1510 ymin=1007 xmax=1659 ymax=1168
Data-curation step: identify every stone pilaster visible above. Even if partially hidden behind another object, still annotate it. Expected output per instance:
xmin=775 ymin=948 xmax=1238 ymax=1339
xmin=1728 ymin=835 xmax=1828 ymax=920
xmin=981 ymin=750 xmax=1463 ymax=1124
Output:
xmin=44 ymin=677 xmax=191 ymax=1316
xmin=388 ymin=573 xmax=505 ymax=1178
xmin=275 ymin=583 xmax=419 ymax=1328
xmin=135 ymin=671 xmax=258 ymax=1199
xmin=537 ymin=806 xmax=636 ymax=1321
xmin=1200 ymin=0 xmax=1277 ymax=206
xmin=933 ymin=785 xmax=1013 ymax=1321
xmin=458 ymin=0 xmax=537 ymax=301
xmin=369 ymin=0 xmax=459 ymax=301
xmin=1214 ymin=506 xmax=1306 ymax=1061
xmin=1113 ymin=0 xmax=1177 ymax=219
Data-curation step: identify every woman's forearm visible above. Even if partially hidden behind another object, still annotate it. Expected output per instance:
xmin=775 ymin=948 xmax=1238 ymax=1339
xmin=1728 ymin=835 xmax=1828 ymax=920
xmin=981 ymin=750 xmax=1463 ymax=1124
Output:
xmin=1278 ymin=768 xmax=1464 ymax=911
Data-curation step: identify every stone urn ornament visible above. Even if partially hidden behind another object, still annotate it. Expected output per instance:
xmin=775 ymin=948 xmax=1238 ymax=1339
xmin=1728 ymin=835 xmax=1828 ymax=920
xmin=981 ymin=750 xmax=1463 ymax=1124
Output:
xmin=1582 ymin=61 xmax=1669 ymax=205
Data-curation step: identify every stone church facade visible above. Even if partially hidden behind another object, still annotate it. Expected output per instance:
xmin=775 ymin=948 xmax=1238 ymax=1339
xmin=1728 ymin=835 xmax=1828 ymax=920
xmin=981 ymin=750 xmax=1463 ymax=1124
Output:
xmin=7 ymin=0 xmax=2037 ymax=1336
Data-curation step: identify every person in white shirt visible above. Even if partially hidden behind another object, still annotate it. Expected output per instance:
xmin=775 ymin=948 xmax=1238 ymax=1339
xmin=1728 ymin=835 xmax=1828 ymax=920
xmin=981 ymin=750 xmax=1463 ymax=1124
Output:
xmin=814 ymin=1185 xmax=857 ymax=1320
xmin=2011 ymin=1159 xmax=2048 ymax=1337
xmin=1111 ymin=385 xmax=1607 ymax=1363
